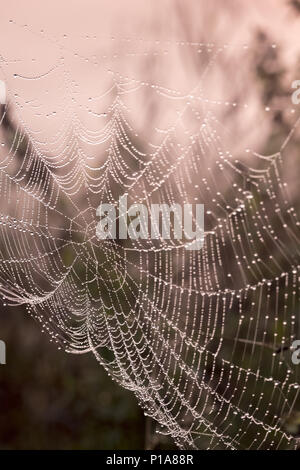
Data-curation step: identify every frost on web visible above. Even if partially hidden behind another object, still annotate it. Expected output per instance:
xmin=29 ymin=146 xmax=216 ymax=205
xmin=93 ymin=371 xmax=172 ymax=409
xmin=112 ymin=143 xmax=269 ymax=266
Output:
xmin=0 ymin=20 xmax=300 ymax=450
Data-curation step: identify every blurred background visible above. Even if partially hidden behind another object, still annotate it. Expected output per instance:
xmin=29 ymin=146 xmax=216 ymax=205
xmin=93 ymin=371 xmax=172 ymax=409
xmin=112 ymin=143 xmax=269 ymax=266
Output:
xmin=0 ymin=304 xmax=147 ymax=449
xmin=0 ymin=0 xmax=300 ymax=450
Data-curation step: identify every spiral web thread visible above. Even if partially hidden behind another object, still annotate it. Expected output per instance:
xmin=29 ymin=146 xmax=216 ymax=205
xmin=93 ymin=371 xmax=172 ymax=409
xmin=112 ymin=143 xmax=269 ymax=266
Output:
xmin=0 ymin=20 xmax=300 ymax=449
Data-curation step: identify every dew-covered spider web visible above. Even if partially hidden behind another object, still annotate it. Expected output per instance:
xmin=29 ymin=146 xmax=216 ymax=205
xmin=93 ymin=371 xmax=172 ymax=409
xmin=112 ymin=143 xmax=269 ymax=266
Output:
xmin=0 ymin=16 xmax=300 ymax=450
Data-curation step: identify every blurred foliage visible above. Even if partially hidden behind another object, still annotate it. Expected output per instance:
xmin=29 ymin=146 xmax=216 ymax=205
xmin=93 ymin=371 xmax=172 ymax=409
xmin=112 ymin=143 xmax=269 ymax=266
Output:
xmin=0 ymin=305 xmax=147 ymax=450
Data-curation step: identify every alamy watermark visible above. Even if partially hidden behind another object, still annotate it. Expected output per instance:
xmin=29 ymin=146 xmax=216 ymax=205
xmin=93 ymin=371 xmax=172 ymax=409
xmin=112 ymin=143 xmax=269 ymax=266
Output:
xmin=0 ymin=80 xmax=6 ymax=105
xmin=291 ymin=340 xmax=300 ymax=365
xmin=96 ymin=195 xmax=204 ymax=250
xmin=0 ymin=339 xmax=6 ymax=365
xmin=291 ymin=80 xmax=300 ymax=105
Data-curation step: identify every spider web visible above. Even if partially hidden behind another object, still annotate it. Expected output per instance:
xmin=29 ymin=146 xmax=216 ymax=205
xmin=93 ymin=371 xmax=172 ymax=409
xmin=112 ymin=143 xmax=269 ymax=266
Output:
xmin=0 ymin=18 xmax=300 ymax=450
